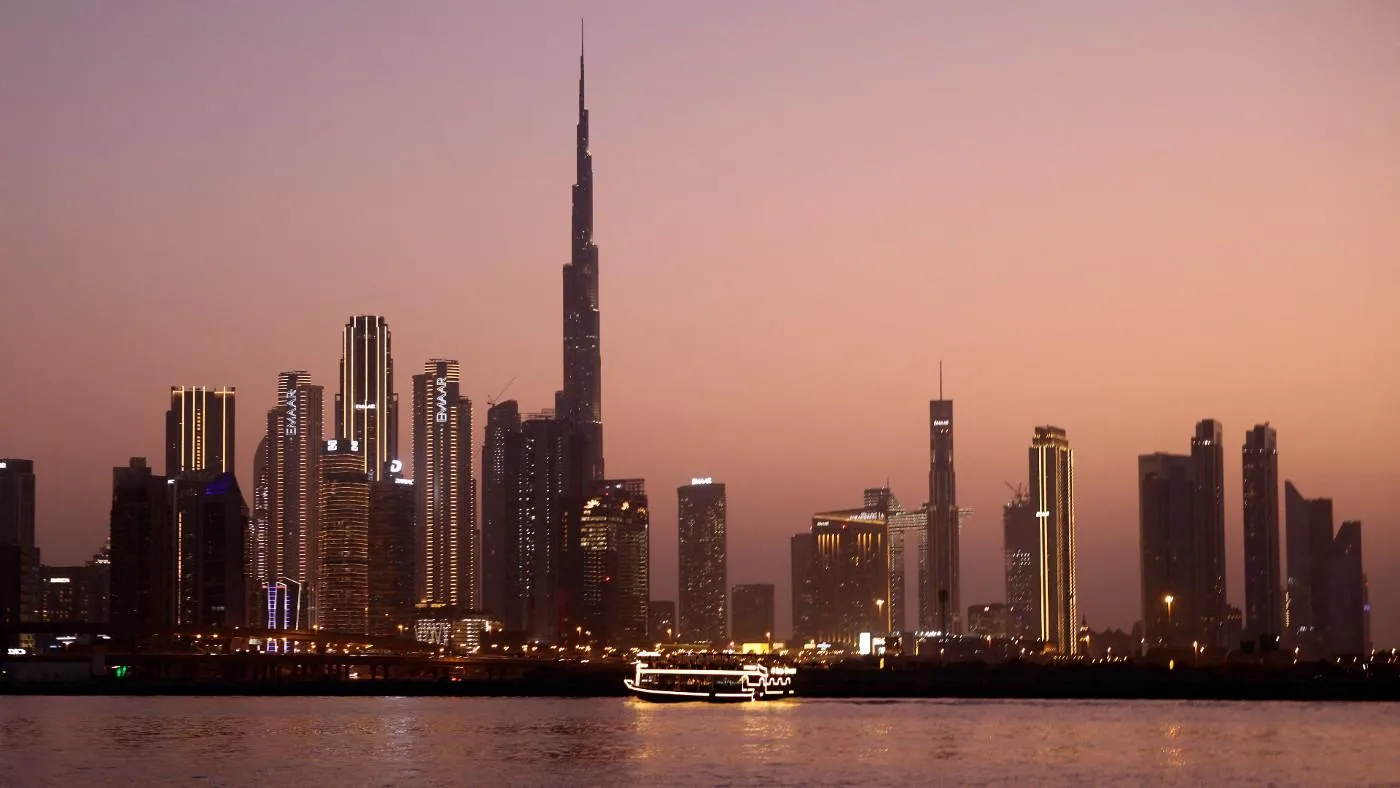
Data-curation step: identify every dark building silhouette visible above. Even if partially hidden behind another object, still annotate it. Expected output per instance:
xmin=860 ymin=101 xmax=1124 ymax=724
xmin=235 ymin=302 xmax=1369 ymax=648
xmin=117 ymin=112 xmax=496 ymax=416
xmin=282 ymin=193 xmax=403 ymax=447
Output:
xmin=1242 ymin=424 xmax=1282 ymax=643
xmin=413 ymin=360 xmax=477 ymax=611
xmin=648 ymin=600 xmax=676 ymax=643
xmin=1284 ymin=481 xmax=1333 ymax=658
xmin=731 ymin=583 xmax=775 ymax=644
xmin=318 ymin=441 xmax=370 ymax=634
xmin=1002 ymin=487 xmax=1039 ymax=639
xmin=967 ymin=603 xmax=1011 ymax=637
xmin=165 ymin=386 xmax=236 ymax=476
xmin=811 ymin=503 xmax=889 ymax=646
xmin=579 ymin=479 xmax=648 ymax=647
xmin=790 ymin=532 xmax=816 ymax=644
xmin=369 ymin=476 xmax=416 ymax=637
xmin=1 ymin=459 xmax=39 ymax=632
xmin=109 ymin=458 xmax=175 ymax=632
xmin=927 ymin=390 xmax=959 ymax=633
xmin=1138 ymin=453 xmax=1197 ymax=647
xmin=1030 ymin=426 xmax=1078 ymax=654
xmin=1329 ymin=521 xmax=1366 ymax=655
xmin=336 ymin=315 xmax=398 ymax=481
xmin=481 ymin=400 xmax=521 ymax=628
xmin=262 ymin=372 xmax=323 ymax=629
xmin=1191 ymin=419 xmax=1227 ymax=646
xmin=41 ymin=560 xmax=105 ymax=624
xmin=174 ymin=472 xmax=249 ymax=628
xmin=678 ymin=479 xmax=727 ymax=644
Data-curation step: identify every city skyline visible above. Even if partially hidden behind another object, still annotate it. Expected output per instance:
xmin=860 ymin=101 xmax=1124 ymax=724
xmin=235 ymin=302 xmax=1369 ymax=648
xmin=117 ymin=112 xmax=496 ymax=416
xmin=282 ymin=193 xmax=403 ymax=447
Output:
xmin=2 ymin=3 xmax=1397 ymax=645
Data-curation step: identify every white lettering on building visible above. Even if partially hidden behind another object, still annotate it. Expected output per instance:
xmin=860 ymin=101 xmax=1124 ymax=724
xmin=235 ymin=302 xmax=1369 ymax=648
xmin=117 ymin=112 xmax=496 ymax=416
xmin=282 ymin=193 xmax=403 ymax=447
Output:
xmin=435 ymin=377 xmax=449 ymax=423
xmin=285 ymin=388 xmax=298 ymax=436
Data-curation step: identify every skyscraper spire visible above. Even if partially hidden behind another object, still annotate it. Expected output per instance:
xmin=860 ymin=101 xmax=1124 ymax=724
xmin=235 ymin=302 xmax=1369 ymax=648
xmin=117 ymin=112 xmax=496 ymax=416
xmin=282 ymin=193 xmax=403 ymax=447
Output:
xmin=579 ymin=18 xmax=586 ymax=115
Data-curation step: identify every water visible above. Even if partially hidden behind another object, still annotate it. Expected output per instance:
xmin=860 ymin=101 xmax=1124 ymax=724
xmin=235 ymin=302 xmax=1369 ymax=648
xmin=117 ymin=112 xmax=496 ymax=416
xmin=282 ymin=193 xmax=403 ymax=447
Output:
xmin=1 ymin=696 xmax=1396 ymax=786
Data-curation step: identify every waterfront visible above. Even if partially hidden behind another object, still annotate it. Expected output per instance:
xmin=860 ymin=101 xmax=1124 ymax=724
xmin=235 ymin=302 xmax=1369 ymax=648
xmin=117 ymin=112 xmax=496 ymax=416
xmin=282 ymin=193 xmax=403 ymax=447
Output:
xmin=2 ymin=697 xmax=1396 ymax=786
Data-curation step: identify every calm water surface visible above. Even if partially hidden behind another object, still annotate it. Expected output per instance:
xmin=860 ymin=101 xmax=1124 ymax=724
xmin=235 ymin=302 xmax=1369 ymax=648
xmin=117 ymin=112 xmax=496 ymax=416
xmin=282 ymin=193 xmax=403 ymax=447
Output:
xmin=1 ymin=696 xmax=1397 ymax=786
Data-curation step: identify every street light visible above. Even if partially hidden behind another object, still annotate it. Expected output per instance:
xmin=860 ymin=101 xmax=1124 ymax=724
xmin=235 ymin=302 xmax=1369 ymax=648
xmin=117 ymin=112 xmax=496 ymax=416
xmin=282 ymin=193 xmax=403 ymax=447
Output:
xmin=875 ymin=599 xmax=886 ymax=632
xmin=1163 ymin=594 xmax=1175 ymax=643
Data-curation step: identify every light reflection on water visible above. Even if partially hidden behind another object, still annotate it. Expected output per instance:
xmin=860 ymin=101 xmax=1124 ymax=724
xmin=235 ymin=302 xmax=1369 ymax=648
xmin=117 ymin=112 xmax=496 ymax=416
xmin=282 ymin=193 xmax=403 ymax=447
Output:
xmin=2 ymin=696 xmax=1398 ymax=787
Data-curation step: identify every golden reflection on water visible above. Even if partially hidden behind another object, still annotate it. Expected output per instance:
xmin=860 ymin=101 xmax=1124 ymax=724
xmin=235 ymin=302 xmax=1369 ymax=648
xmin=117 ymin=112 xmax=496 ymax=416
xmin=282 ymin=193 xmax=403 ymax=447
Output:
xmin=1160 ymin=722 xmax=1186 ymax=769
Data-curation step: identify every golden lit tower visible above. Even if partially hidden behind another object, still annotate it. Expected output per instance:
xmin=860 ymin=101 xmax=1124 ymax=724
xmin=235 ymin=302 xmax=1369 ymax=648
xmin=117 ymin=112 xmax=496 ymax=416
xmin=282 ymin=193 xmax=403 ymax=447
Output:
xmin=1030 ymin=426 xmax=1078 ymax=654
xmin=165 ymin=386 xmax=236 ymax=476
xmin=412 ymin=360 xmax=477 ymax=610
xmin=336 ymin=315 xmax=398 ymax=481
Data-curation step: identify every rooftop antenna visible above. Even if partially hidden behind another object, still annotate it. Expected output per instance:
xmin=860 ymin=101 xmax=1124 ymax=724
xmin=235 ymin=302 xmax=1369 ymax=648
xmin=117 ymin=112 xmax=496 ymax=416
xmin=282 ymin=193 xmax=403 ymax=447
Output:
xmin=939 ymin=360 xmax=944 ymax=400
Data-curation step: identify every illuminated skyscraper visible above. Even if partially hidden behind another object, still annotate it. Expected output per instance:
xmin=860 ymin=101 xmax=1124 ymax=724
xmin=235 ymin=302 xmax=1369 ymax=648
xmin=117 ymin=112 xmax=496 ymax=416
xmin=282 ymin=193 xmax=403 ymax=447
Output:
xmin=928 ymin=387 xmax=959 ymax=633
xmin=165 ymin=386 xmax=236 ymax=475
xmin=1002 ymin=487 xmax=1039 ymax=639
xmin=413 ymin=360 xmax=477 ymax=610
xmin=579 ymin=479 xmax=648 ymax=647
xmin=249 ymin=437 xmax=270 ymax=600
xmin=0 ymin=459 xmax=39 ymax=631
xmin=886 ymin=496 xmax=927 ymax=632
xmin=1242 ymin=424 xmax=1282 ymax=644
xmin=318 ymin=440 xmax=370 ymax=634
xmin=336 ymin=315 xmax=398 ymax=481
xmin=1030 ymin=426 xmax=1078 ymax=653
xmin=812 ymin=502 xmax=890 ymax=646
xmin=678 ymin=478 xmax=727 ymax=644
xmin=1191 ymin=419 xmax=1227 ymax=646
xmin=264 ymin=372 xmax=323 ymax=628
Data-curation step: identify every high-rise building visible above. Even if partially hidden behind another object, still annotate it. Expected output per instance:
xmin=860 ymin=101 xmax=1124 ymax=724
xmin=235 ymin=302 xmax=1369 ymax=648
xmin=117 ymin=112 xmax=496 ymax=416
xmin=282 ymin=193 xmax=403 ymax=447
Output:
xmin=481 ymin=400 xmax=521 ymax=627
xmin=678 ymin=478 xmax=727 ymax=644
xmin=318 ymin=440 xmax=370 ymax=635
xmin=1285 ymin=481 xmax=1334 ymax=658
xmin=369 ymin=475 xmax=416 ymax=637
xmin=1138 ymin=453 xmax=1197 ymax=647
xmin=109 ymin=458 xmax=175 ymax=632
xmin=811 ymin=504 xmax=890 ymax=646
xmin=173 ymin=472 xmax=249 ymax=628
xmin=1030 ymin=426 xmax=1078 ymax=654
xmin=1328 ymin=521 xmax=1366 ymax=655
xmin=41 ymin=561 xmax=106 ymax=624
xmin=1242 ymin=424 xmax=1282 ymax=644
xmin=1002 ymin=487 xmax=1039 ymax=639
xmin=648 ymin=600 xmax=676 ymax=643
xmin=1191 ymin=419 xmax=1227 ymax=646
xmin=264 ymin=372 xmax=324 ymax=629
xmin=731 ymin=583 xmax=775 ymax=643
xmin=165 ymin=386 xmax=236 ymax=476
xmin=249 ymin=435 xmax=271 ymax=614
xmin=336 ymin=315 xmax=398 ymax=481
xmin=413 ymin=360 xmax=476 ymax=610
xmin=886 ymin=497 xmax=927 ymax=632
xmin=927 ymin=393 xmax=959 ymax=633
xmin=561 ymin=35 xmax=604 ymax=488
xmin=967 ymin=603 xmax=1011 ymax=638
xmin=0 ymin=459 xmax=39 ymax=631
xmin=579 ymin=479 xmax=648 ymax=646
xmin=790 ymin=532 xmax=816 ymax=644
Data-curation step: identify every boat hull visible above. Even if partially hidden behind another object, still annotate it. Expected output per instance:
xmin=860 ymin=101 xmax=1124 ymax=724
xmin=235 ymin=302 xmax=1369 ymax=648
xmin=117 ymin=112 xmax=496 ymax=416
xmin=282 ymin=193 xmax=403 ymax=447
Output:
xmin=624 ymin=679 xmax=793 ymax=703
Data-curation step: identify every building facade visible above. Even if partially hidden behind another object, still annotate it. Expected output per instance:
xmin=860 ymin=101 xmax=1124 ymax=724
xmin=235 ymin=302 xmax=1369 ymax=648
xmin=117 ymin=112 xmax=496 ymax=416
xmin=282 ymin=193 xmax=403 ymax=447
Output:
xmin=731 ymin=583 xmax=775 ymax=644
xmin=579 ymin=479 xmax=648 ymax=647
xmin=1138 ymin=453 xmax=1197 ymax=647
xmin=109 ymin=458 xmax=175 ymax=632
xmin=336 ymin=315 xmax=398 ymax=481
xmin=1329 ymin=521 xmax=1366 ymax=655
xmin=1002 ymin=487 xmax=1039 ymax=640
xmin=264 ymin=372 xmax=324 ymax=629
xmin=811 ymin=506 xmax=889 ymax=646
xmin=1284 ymin=481 xmax=1333 ymax=658
xmin=0 ymin=459 xmax=39 ymax=631
xmin=1191 ymin=419 xmax=1227 ymax=647
xmin=927 ymin=397 xmax=959 ymax=633
xmin=174 ymin=472 xmax=249 ymax=628
xmin=677 ymin=479 xmax=727 ymax=644
xmin=1242 ymin=424 xmax=1282 ymax=644
xmin=413 ymin=360 xmax=476 ymax=611
xmin=1030 ymin=426 xmax=1078 ymax=653
xmin=369 ymin=476 xmax=416 ymax=637
xmin=790 ymin=532 xmax=816 ymax=644
xmin=648 ymin=600 xmax=676 ymax=643
xmin=165 ymin=386 xmax=236 ymax=476
xmin=318 ymin=441 xmax=370 ymax=634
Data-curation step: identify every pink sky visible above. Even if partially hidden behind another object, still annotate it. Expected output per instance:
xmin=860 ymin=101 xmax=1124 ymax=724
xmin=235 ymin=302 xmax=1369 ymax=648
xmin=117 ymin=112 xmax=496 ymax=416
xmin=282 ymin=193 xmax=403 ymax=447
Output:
xmin=1 ymin=1 xmax=1397 ymax=643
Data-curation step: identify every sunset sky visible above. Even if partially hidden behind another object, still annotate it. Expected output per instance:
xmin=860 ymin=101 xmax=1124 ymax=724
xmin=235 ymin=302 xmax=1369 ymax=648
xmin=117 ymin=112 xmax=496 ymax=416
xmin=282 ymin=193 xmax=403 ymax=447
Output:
xmin=2 ymin=1 xmax=1396 ymax=643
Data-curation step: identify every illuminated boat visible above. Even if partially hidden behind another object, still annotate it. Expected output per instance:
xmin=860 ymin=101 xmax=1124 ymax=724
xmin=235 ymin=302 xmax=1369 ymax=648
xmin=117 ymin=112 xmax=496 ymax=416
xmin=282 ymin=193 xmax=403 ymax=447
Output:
xmin=624 ymin=651 xmax=797 ymax=703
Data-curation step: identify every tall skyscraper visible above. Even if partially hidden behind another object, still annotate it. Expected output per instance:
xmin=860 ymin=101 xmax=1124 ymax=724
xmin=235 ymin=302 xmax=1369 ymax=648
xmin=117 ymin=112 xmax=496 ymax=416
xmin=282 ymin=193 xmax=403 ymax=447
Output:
xmin=1030 ymin=426 xmax=1078 ymax=654
xmin=109 ymin=458 xmax=175 ymax=632
xmin=1002 ymin=486 xmax=1039 ymax=639
xmin=561 ymin=34 xmax=604 ymax=486
xmin=579 ymin=479 xmax=648 ymax=646
xmin=249 ymin=436 xmax=271 ymax=611
xmin=481 ymin=400 xmax=521 ymax=626
xmin=731 ymin=583 xmax=776 ymax=643
xmin=1242 ymin=424 xmax=1282 ymax=644
xmin=1284 ymin=481 xmax=1334 ymax=658
xmin=886 ymin=496 xmax=927 ymax=632
xmin=413 ymin=360 xmax=476 ymax=610
xmin=369 ymin=475 xmax=416 ymax=637
xmin=173 ymin=472 xmax=249 ymax=628
xmin=165 ymin=386 xmax=236 ymax=475
xmin=1191 ymin=419 xmax=1227 ymax=646
xmin=1328 ymin=521 xmax=1366 ymax=655
xmin=0 ymin=459 xmax=39 ymax=631
xmin=264 ymin=372 xmax=324 ymax=629
xmin=318 ymin=440 xmax=370 ymax=634
xmin=928 ymin=382 xmax=959 ymax=634
xmin=518 ymin=413 xmax=566 ymax=641
xmin=677 ymin=478 xmax=727 ymax=644
xmin=790 ymin=532 xmax=816 ymax=644
xmin=336 ymin=315 xmax=398 ymax=481
xmin=811 ymin=502 xmax=890 ymax=646
xmin=1137 ymin=453 xmax=1196 ymax=647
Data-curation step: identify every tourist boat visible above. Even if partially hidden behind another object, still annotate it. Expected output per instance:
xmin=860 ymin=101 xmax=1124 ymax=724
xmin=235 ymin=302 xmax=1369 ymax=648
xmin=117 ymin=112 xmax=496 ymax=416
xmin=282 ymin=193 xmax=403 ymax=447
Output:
xmin=624 ymin=651 xmax=797 ymax=703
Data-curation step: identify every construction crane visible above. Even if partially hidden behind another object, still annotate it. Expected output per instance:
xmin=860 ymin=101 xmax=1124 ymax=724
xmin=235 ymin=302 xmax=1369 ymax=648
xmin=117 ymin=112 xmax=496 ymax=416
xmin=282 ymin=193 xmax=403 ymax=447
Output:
xmin=486 ymin=376 xmax=517 ymax=408
xmin=1004 ymin=482 xmax=1027 ymax=503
